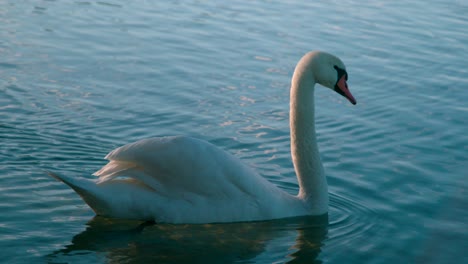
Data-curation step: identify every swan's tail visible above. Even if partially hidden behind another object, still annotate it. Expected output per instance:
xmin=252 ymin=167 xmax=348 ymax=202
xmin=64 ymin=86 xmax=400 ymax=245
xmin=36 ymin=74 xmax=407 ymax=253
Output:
xmin=47 ymin=171 xmax=110 ymax=215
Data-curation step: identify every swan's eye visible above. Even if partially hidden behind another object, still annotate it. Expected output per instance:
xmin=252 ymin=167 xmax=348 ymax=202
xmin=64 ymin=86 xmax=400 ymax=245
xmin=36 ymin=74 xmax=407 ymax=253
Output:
xmin=334 ymin=65 xmax=347 ymax=82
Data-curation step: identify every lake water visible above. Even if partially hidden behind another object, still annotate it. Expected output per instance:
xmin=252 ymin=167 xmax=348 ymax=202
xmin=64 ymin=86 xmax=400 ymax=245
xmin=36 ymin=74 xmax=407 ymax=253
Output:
xmin=1 ymin=0 xmax=467 ymax=263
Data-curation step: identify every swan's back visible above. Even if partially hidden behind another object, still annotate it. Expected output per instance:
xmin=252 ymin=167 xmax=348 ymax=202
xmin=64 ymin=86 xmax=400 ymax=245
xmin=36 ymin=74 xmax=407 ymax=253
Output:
xmin=97 ymin=136 xmax=263 ymax=197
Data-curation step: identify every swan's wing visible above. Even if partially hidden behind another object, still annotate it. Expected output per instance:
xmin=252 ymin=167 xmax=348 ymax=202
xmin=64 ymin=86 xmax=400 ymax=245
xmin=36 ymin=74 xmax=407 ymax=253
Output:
xmin=94 ymin=136 xmax=274 ymax=199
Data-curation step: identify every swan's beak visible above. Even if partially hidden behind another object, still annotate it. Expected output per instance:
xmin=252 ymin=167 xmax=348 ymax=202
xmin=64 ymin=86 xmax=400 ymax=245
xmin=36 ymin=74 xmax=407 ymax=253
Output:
xmin=334 ymin=75 xmax=356 ymax=105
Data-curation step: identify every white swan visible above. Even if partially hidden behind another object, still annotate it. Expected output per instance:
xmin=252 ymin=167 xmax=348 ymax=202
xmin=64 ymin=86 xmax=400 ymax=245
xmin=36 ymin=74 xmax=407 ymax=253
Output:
xmin=49 ymin=51 xmax=356 ymax=224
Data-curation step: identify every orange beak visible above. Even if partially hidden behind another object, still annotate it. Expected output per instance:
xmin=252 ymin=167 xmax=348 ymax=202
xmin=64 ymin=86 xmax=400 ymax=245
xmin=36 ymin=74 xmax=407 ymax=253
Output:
xmin=335 ymin=75 xmax=356 ymax=105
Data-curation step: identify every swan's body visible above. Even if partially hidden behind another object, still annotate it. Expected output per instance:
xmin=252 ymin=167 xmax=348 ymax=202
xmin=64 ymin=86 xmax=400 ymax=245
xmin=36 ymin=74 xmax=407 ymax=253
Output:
xmin=50 ymin=51 xmax=356 ymax=224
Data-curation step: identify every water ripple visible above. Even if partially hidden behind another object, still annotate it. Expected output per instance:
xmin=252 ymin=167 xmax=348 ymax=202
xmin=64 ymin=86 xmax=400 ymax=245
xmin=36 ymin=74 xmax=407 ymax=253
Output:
xmin=328 ymin=193 xmax=381 ymax=244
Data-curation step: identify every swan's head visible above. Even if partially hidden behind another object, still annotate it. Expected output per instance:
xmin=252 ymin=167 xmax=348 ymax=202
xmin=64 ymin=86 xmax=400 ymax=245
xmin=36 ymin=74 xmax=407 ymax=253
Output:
xmin=307 ymin=51 xmax=357 ymax=105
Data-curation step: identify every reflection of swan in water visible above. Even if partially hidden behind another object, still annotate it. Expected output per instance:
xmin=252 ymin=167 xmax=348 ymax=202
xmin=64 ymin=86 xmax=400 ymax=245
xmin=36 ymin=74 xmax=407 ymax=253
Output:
xmin=47 ymin=215 xmax=328 ymax=263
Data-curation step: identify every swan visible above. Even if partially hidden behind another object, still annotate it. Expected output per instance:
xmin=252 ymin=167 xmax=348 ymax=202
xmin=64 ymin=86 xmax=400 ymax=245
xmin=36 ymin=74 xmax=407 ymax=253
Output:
xmin=49 ymin=51 xmax=356 ymax=224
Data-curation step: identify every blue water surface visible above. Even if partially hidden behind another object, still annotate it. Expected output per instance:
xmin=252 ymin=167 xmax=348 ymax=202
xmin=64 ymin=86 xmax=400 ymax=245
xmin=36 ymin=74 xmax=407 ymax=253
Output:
xmin=1 ymin=0 xmax=467 ymax=263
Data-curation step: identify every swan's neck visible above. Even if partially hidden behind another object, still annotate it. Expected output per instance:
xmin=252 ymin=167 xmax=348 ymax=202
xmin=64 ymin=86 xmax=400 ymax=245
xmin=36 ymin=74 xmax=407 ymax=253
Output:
xmin=290 ymin=67 xmax=328 ymax=213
